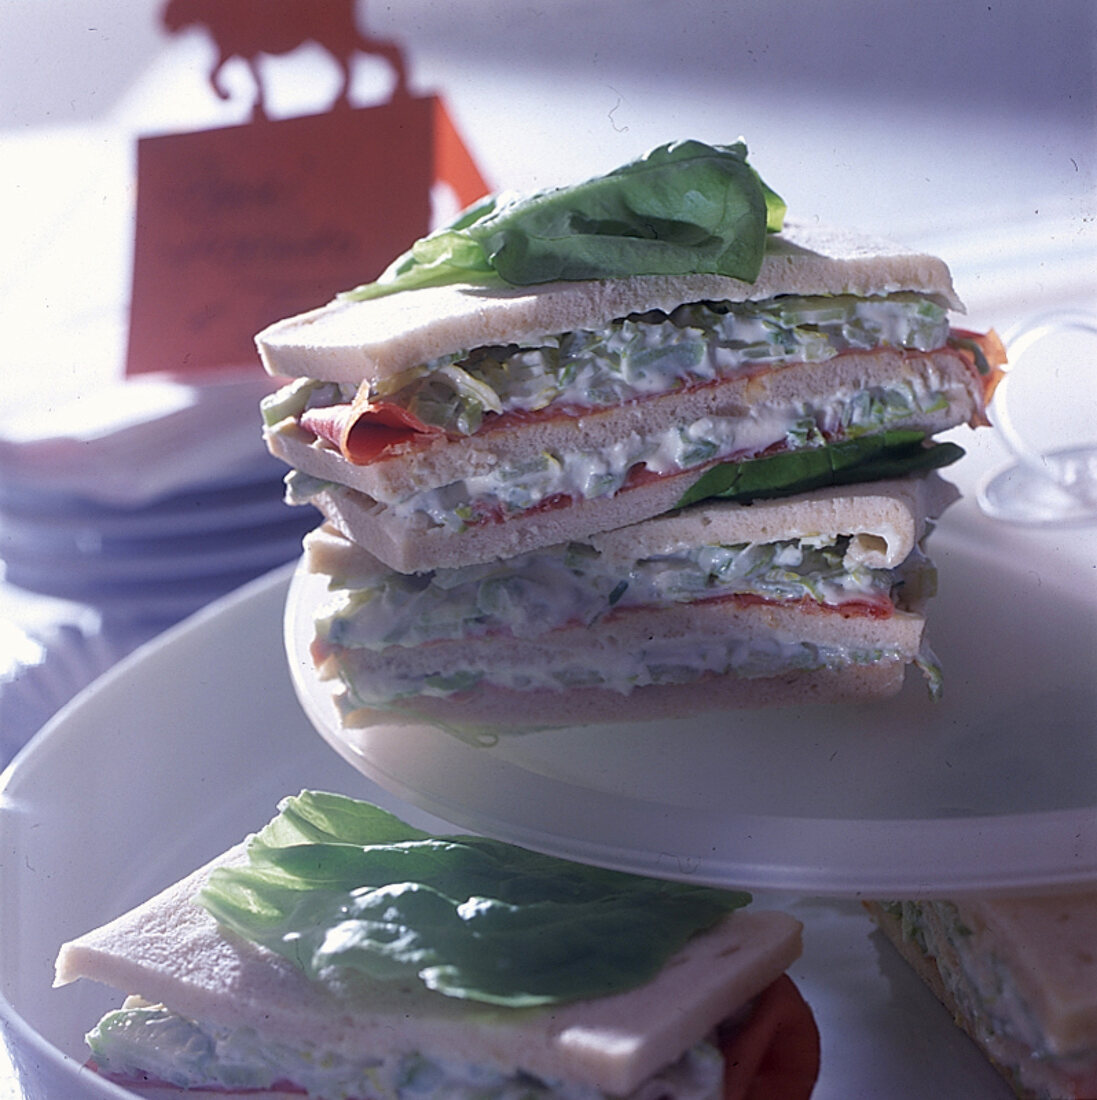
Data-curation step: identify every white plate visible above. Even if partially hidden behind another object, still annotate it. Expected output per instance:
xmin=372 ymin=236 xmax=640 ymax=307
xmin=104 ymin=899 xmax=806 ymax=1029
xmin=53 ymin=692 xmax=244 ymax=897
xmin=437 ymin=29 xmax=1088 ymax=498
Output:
xmin=0 ymin=565 xmax=1016 ymax=1098
xmin=287 ymin=495 xmax=1097 ymax=897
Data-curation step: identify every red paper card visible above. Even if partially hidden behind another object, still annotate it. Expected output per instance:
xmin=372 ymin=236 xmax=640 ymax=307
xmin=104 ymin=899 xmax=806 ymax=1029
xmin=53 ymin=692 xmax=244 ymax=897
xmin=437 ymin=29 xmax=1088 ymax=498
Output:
xmin=126 ymin=95 xmax=488 ymax=375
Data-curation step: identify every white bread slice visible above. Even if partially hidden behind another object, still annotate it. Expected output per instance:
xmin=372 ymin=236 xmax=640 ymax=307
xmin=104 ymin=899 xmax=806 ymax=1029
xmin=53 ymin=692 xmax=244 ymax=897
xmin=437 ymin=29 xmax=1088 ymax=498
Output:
xmin=56 ymin=846 xmax=802 ymax=1097
xmin=585 ymin=472 xmax=959 ymax=569
xmin=255 ymin=220 xmax=963 ymax=385
xmin=866 ymin=897 xmax=1097 ymax=1100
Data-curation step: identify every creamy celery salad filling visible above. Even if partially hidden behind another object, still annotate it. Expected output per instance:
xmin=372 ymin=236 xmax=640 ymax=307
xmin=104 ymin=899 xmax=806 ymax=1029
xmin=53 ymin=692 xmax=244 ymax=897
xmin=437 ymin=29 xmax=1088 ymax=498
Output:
xmin=88 ymin=1000 xmax=723 ymax=1100
xmin=315 ymin=530 xmax=940 ymax=707
xmin=287 ymin=375 xmax=954 ymax=531
xmin=316 ymin=534 xmax=932 ymax=651
xmin=331 ymin=630 xmax=915 ymax=710
xmin=265 ymin=293 xmax=958 ymax=528
xmin=265 ymin=292 xmax=950 ymax=435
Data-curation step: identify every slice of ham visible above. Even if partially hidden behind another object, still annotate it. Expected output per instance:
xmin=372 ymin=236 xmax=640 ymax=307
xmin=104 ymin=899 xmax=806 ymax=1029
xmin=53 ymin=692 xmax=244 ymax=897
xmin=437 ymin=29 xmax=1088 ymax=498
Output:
xmin=299 ymin=401 xmax=444 ymax=464
xmin=949 ymin=328 xmax=1008 ymax=424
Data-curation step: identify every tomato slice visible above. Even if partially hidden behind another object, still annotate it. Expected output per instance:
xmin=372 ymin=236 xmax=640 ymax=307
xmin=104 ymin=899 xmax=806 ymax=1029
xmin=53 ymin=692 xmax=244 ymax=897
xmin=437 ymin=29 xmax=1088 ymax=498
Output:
xmin=720 ymin=975 xmax=821 ymax=1100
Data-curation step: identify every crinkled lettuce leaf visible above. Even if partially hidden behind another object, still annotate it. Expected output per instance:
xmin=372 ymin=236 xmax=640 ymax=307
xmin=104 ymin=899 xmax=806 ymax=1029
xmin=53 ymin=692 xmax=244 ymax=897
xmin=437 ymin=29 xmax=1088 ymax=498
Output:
xmin=197 ymin=791 xmax=749 ymax=1008
xmin=342 ymin=140 xmax=785 ymax=300
xmin=676 ymin=430 xmax=965 ymax=509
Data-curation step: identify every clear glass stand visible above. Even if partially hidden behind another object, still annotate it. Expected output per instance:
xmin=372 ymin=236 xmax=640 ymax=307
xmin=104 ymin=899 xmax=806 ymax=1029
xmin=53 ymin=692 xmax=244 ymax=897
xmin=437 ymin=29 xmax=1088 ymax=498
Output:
xmin=977 ymin=312 xmax=1095 ymax=525
xmin=979 ymin=311 xmax=1097 ymax=525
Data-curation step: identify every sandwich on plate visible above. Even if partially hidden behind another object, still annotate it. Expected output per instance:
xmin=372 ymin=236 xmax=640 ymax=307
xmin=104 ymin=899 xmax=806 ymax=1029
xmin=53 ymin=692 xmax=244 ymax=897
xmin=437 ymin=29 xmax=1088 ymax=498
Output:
xmin=304 ymin=472 xmax=958 ymax=730
xmin=865 ymin=895 xmax=1097 ymax=1100
xmin=257 ymin=140 xmax=1004 ymax=576
xmin=55 ymin=790 xmax=820 ymax=1100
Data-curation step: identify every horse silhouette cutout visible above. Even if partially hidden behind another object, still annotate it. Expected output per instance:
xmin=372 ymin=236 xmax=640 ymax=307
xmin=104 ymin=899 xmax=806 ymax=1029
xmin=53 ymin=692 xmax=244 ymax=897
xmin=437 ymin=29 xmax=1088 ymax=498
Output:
xmin=162 ymin=0 xmax=409 ymax=119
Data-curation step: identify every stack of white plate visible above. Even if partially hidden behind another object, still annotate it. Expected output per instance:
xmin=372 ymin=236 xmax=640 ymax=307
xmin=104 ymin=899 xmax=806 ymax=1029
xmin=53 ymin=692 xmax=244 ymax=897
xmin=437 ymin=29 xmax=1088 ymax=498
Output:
xmin=0 ymin=370 xmax=316 ymax=758
xmin=0 ymin=457 xmax=313 ymax=624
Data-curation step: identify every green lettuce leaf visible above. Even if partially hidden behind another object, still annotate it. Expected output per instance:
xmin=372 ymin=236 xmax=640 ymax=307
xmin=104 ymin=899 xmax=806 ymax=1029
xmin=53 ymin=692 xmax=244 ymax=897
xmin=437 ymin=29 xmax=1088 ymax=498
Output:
xmin=342 ymin=140 xmax=785 ymax=300
xmin=676 ymin=431 xmax=965 ymax=509
xmin=197 ymin=792 xmax=749 ymax=1008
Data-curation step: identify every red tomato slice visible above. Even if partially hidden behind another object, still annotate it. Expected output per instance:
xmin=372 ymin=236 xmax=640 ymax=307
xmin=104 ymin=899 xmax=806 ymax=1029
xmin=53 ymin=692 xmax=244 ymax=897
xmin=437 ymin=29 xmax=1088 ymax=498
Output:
xmin=720 ymin=975 xmax=821 ymax=1100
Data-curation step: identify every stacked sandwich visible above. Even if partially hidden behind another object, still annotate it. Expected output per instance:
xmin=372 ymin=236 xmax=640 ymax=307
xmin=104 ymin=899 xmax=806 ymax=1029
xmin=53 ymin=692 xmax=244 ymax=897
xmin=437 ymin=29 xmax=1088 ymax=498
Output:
xmin=257 ymin=140 xmax=1004 ymax=730
xmin=55 ymin=790 xmax=820 ymax=1100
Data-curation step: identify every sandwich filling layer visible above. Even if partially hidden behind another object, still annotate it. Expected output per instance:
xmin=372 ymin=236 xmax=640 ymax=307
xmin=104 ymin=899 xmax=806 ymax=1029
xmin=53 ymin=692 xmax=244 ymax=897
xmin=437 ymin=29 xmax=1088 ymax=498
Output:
xmin=263 ymin=292 xmax=953 ymax=448
xmin=308 ymin=375 xmax=959 ymax=533
xmin=88 ymin=999 xmax=725 ymax=1100
xmin=321 ymin=625 xmax=922 ymax=713
xmin=308 ymin=523 xmax=932 ymax=652
xmin=263 ymin=293 xmax=983 ymax=533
